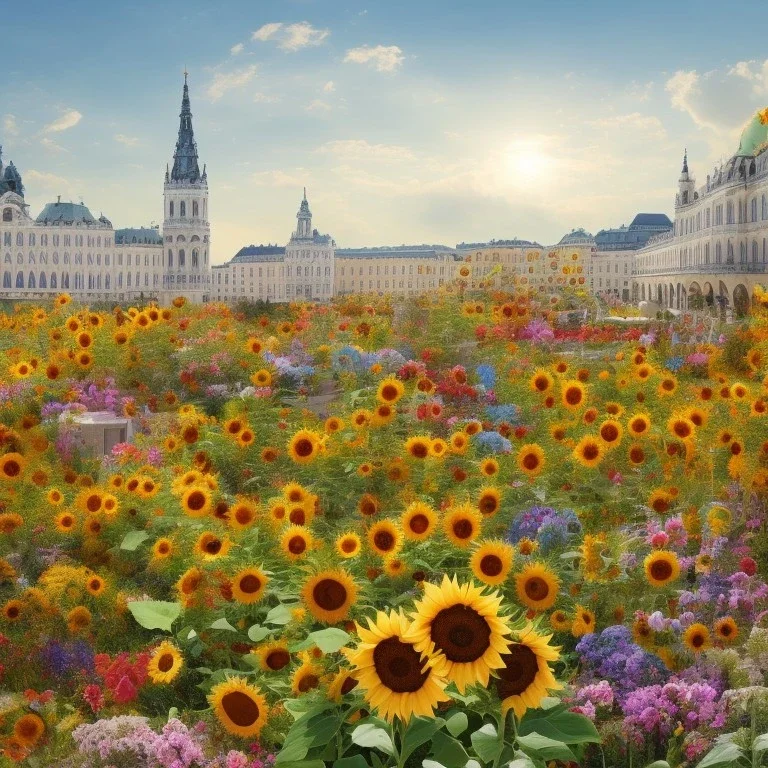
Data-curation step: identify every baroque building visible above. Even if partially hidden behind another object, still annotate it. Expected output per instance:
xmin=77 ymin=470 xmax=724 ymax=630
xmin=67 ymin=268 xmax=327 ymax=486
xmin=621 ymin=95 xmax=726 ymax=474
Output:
xmin=634 ymin=109 xmax=768 ymax=316
xmin=0 ymin=75 xmax=211 ymax=304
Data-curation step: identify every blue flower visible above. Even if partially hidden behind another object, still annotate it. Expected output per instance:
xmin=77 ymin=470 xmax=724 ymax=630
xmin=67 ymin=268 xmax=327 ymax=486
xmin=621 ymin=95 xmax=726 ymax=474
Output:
xmin=474 ymin=431 xmax=511 ymax=454
xmin=475 ymin=364 xmax=497 ymax=389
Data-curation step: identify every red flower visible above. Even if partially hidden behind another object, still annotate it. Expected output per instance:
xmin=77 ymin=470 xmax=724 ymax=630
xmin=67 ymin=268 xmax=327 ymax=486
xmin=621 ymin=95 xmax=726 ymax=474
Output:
xmin=740 ymin=557 xmax=757 ymax=576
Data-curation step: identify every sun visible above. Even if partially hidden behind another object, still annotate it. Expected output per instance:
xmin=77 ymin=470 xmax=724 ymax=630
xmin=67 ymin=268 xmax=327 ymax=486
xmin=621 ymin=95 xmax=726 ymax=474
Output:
xmin=504 ymin=139 xmax=553 ymax=187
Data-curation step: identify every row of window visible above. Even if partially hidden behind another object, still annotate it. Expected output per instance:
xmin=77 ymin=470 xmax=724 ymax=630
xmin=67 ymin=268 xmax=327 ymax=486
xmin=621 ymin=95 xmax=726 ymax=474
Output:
xmin=1 ymin=270 xmax=158 ymax=291
xmin=168 ymin=200 xmax=205 ymax=218
xmin=677 ymin=194 xmax=768 ymax=235
xmin=1 ymin=230 xmax=113 ymax=248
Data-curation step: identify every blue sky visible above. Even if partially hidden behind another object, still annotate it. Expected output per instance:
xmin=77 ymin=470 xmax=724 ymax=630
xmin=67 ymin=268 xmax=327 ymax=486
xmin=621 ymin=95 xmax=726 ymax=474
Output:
xmin=4 ymin=0 xmax=768 ymax=262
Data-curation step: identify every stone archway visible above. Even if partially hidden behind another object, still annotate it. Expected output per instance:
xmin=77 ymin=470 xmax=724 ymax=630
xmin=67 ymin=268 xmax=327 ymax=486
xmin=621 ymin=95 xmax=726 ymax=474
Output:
xmin=718 ymin=281 xmax=730 ymax=319
xmin=702 ymin=282 xmax=714 ymax=307
xmin=733 ymin=283 xmax=750 ymax=317
xmin=688 ymin=281 xmax=702 ymax=310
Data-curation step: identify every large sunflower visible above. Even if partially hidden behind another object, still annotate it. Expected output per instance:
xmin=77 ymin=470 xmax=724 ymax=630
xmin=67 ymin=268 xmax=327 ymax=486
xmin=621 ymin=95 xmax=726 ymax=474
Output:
xmin=280 ymin=526 xmax=313 ymax=560
xmin=494 ymin=623 xmax=562 ymax=719
xmin=470 ymin=540 xmax=514 ymax=586
xmin=302 ymin=569 xmax=358 ymax=624
xmin=401 ymin=501 xmax=438 ymax=541
xmin=345 ymin=609 xmax=450 ymax=722
xmin=368 ymin=520 xmax=402 ymax=557
xmin=147 ymin=640 xmax=184 ymax=684
xmin=181 ymin=487 xmax=212 ymax=518
xmin=561 ymin=380 xmax=586 ymax=410
xmin=377 ymin=377 xmax=405 ymax=405
xmin=572 ymin=436 xmax=605 ymax=468
xmin=517 ymin=444 xmax=545 ymax=478
xmin=231 ymin=567 xmax=268 ymax=604
xmin=683 ymin=623 xmax=711 ymax=653
xmin=443 ymin=504 xmax=482 ymax=548
xmin=287 ymin=429 xmax=323 ymax=464
xmin=14 ymin=713 xmax=45 ymax=747
xmin=255 ymin=641 xmax=291 ymax=672
xmin=209 ymin=677 xmax=268 ymax=738
xmin=644 ymin=550 xmax=680 ymax=588
xmin=407 ymin=575 xmax=511 ymax=693
xmin=515 ymin=563 xmax=560 ymax=611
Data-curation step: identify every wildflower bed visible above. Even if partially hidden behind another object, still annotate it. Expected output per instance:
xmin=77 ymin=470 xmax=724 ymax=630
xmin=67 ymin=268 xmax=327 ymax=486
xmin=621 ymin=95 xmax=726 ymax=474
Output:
xmin=1 ymin=288 xmax=768 ymax=768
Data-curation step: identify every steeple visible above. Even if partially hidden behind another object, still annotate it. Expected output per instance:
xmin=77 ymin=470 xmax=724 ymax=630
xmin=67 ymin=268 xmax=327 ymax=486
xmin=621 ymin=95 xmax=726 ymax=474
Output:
xmin=677 ymin=148 xmax=694 ymax=208
xmin=295 ymin=188 xmax=312 ymax=239
xmin=681 ymin=148 xmax=688 ymax=176
xmin=170 ymin=71 xmax=201 ymax=183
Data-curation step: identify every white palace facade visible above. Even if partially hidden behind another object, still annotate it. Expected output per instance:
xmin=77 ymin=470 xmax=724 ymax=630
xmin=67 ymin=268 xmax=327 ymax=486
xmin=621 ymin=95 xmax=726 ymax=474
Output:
xmin=634 ymin=109 xmax=768 ymax=316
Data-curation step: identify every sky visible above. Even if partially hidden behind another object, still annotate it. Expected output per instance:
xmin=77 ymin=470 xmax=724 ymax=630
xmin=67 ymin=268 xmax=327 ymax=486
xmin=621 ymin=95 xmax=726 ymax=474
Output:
xmin=4 ymin=0 xmax=768 ymax=263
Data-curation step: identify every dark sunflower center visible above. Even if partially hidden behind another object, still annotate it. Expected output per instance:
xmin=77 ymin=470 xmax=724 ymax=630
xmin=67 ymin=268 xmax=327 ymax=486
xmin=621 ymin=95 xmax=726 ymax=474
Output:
xmin=187 ymin=491 xmax=206 ymax=511
xmin=157 ymin=653 xmax=175 ymax=672
xmin=524 ymin=576 xmax=550 ymax=601
xmin=341 ymin=675 xmax=359 ymax=694
xmin=431 ymin=604 xmax=491 ymax=663
xmin=582 ymin=444 xmax=599 ymax=461
xmin=221 ymin=690 xmax=260 ymax=727
xmin=289 ymin=508 xmax=306 ymax=525
xmin=341 ymin=538 xmax=357 ymax=553
xmin=601 ymin=424 xmax=619 ymax=442
xmin=373 ymin=637 xmax=429 ymax=693
xmin=452 ymin=519 xmax=474 ymax=539
xmin=411 ymin=442 xmax=429 ymax=458
xmin=522 ymin=452 xmax=540 ymax=470
xmin=298 ymin=673 xmax=320 ymax=692
xmin=690 ymin=633 xmax=705 ymax=648
xmin=719 ymin=624 xmax=733 ymax=637
xmin=374 ymin=530 xmax=396 ymax=551
xmin=294 ymin=439 xmax=314 ymax=457
xmin=205 ymin=538 xmax=222 ymax=554
xmin=381 ymin=385 xmax=398 ymax=401
xmin=409 ymin=514 xmax=430 ymax=534
xmin=288 ymin=536 xmax=307 ymax=555
xmin=266 ymin=650 xmax=290 ymax=670
xmin=239 ymin=574 xmax=262 ymax=594
xmin=313 ymin=578 xmax=347 ymax=611
xmin=649 ymin=559 xmax=673 ymax=581
xmin=495 ymin=644 xmax=539 ymax=699
xmin=480 ymin=554 xmax=503 ymax=577
xmin=565 ymin=387 xmax=582 ymax=405
xmin=631 ymin=419 xmax=647 ymax=434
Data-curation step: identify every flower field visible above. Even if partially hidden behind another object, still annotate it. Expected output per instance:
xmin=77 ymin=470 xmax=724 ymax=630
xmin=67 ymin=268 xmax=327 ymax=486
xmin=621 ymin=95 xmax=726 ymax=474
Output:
xmin=2 ymin=287 xmax=768 ymax=768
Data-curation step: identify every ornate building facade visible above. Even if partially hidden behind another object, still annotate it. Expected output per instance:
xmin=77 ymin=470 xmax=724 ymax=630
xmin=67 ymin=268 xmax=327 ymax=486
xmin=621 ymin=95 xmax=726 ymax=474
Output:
xmin=634 ymin=110 xmax=768 ymax=316
xmin=0 ymin=75 xmax=211 ymax=304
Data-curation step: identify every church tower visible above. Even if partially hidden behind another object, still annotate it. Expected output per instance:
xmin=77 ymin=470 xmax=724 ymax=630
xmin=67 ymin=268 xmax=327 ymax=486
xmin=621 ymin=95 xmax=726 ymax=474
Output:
xmin=162 ymin=72 xmax=211 ymax=303
xmin=676 ymin=149 xmax=695 ymax=209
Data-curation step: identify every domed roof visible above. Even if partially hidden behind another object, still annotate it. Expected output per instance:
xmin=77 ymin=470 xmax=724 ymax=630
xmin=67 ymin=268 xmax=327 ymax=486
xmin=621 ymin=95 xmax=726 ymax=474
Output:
xmin=558 ymin=228 xmax=595 ymax=246
xmin=36 ymin=201 xmax=99 ymax=225
xmin=736 ymin=108 xmax=768 ymax=157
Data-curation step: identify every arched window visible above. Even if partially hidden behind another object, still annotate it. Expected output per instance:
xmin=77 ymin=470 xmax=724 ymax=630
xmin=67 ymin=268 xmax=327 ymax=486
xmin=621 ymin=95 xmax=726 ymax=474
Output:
xmin=2 ymin=272 xmax=9 ymax=288
xmin=753 ymin=241 xmax=759 ymax=262
xmin=715 ymin=243 xmax=722 ymax=263
xmin=193 ymin=201 xmax=199 ymax=217
xmin=2 ymin=209 xmax=11 ymax=222
xmin=192 ymin=248 xmax=199 ymax=267
xmin=27 ymin=272 xmax=35 ymax=289
xmin=15 ymin=271 xmax=23 ymax=288
xmin=168 ymin=249 xmax=173 ymax=267
xmin=61 ymin=273 xmax=68 ymax=289
xmin=752 ymin=198 xmax=758 ymax=222
xmin=16 ymin=233 xmax=22 ymax=246
xmin=179 ymin=249 xmax=185 ymax=266
xmin=180 ymin=201 xmax=186 ymax=217
xmin=169 ymin=201 xmax=174 ymax=217
xmin=39 ymin=272 xmax=47 ymax=289
xmin=105 ymin=274 xmax=110 ymax=289
xmin=50 ymin=273 xmax=57 ymax=289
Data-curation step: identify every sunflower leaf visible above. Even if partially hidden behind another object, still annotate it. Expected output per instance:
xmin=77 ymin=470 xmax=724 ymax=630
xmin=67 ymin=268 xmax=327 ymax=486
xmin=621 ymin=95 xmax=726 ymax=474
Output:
xmin=401 ymin=716 xmax=445 ymax=763
xmin=120 ymin=530 xmax=149 ymax=551
xmin=516 ymin=732 xmax=577 ymax=761
xmin=470 ymin=723 xmax=501 ymax=763
xmin=308 ymin=628 xmax=351 ymax=653
xmin=210 ymin=618 xmax=237 ymax=632
xmin=127 ymin=600 xmax=181 ymax=632
xmin=445 ymin=711 xmax=469 ymax=737
xmin=332 ymin=757 xmax=370 ymax=768
xmin=266 ymin=603 xmax=294 ymax=625
xmin=517 ymin=707 xmax=600 ymax=745
xmin=247 ymin=624 xmax=271 ymax=642
xmin=430 ymin=731 xmax=470 ymax=768
xmin=350 ymin=723 xmax=395 ymax=755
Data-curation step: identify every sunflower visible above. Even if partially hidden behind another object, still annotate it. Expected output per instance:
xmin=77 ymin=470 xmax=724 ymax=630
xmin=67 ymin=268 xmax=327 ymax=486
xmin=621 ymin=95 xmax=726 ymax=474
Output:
xmin=324 ymin=416 xmax=344 ymax=433
xmin=55 ymin=511 xmax=77 ymax=533
xmin=444 ymin=504 xmax=482 ymax=548
xmin=377 ymin=377 xmax=405 ymax=405
xmin=302 ymin=569 xmax=358 ymax=624
xmin=66 ymin=606 xmax=92 ymax=633
xmin=328 ymin=668 xmax=359 ymax=702
xmin=152 ymin=538 xmax=174 ymax=560
xmin=598 ymin=419 xmax=623 ymax=447
xmin=479 ymin=458 xmax=499 ymax=477
xmin=13 ymin=713 xmax=45 ymax=747
xmin=209 ymin=677 xmax=268 ymax=738
xmin=229 ymin=500 xmax=258 ymax=529
xmin=494 ymin=623 xmax=562 ymax=719
xmin=469 ymin=540 xmax=514 ymax=586
xmin=2 ymin=599 xmax=22 ymax=622
xmin=667 ymin=415 xmax=695 ymax=441
xmin=194 ymin=532 xmax=232 ymax=561
xmin=0 ymin=453 xmax=25 ymax=481
xmin=357 ymin=493 xmax=380 ymax=517
xmin=255 ymin=642 xmax=291 ymax=672
xmin=657 ymin=375 xmax=678 ymax=397
xmin=683 ymin=623 xmax=711 ymax=653
xmin=404 ymin=436 xmax=431 ymax=460
xmin=401 ymin=501 xmax=438 ymax=541
xmin=181 ymin=487 xmax=212 ymax=518
xmin=571 ymin=604 xmax=596 ymax=637
xmin=231 ymin=567 xmax=268 ymax=605
xmin=644 ymin=550 xmax=680 ymax=587
xmin=561 ymin=380 xmax=586 ymax=410
xmin=714 ymin=616 xmax=739 ymax=644
xmin=287 ymin=429 xmax=323 ymax=464
xmin=572 ymin=436 xmax=604 ymax=468
xmin=147 ymin=641 xmax=184 ymax=684
xmin=529 ymin=369 xmax=554 ymax=394
xmin=85 ymin=574 xmax=106 ymax=596
xmin=368 ymin=520 xmax=402 ymax=557
xmin=517 ymin=444 xmax=545 ymax=477
xmin=549 ymin=609 xmax=572 ymax=633
xmin=336 ymin=532 xmax=362 ymax=558
xmin=292 ymin=659 xmax=324 ymax=695
xmin=449 ymin=432 xmax=469 ymax=454
xmin=429 ymin=438 xmax=448 ymax=458
xmin=627 ymin=413 xmax=651 ymax=437
xmin=280 ymin=526 xmax=313 ymax=560
xmin=345 ymin=609 xmax=450 ymax=721
xmin=628 ymin=444 xmax=645 ymax=465
xmin=515 ymin=563 xmax=560 ymax=611
xmin=372 ymin=403 xmax=396 ymax=427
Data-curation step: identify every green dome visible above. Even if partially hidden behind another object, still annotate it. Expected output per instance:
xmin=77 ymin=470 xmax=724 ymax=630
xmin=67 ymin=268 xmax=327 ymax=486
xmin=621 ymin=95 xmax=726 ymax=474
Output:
xmin=736 ymin=108 xmax=768 ymax=156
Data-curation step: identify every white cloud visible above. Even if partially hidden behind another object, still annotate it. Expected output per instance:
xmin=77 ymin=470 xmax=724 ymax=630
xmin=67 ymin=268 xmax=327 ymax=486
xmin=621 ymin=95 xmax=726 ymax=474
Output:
xmin=627 ymin=81 xmax=654 ymax=102
xmin=587 ymin=112 xmax=666 ymax=140
xmin=207 ymin=65 xmax=258 ymax=101
xmin=25 ymin=169 xmax=69 ymax=188
xmin=253 ymin=92 xmax=280 ymax=104
xmin=3 ymin=115 xmax=18 ymax=137
xmin=252 ymin=22 xmax=283 ymax=42
xmin=306 ymin=99 xmax=332 ymax=113
xmin=323 ymin=81 xmax=336 ymax=93
xmin=43 ymin=109 xmax=82 ymax=133
xmin=251 ymin=169 xmax=309 ymax=187
xmin=230 ymin=42 xmax=244 ymax=56
xmin=344 ymin=45 xmax=404 ymax=72
xmin=280 ymin=22 xmax=329 ymax=51
xmin=318 ymin=139 xmax=414 ymax=161
xmin=114 ymin=134 xmax=140 ymax=147
xmin=666 ymin=62 xmax=768 ymax=135
xmin=40 ymin=137 xmax=67 ymax=153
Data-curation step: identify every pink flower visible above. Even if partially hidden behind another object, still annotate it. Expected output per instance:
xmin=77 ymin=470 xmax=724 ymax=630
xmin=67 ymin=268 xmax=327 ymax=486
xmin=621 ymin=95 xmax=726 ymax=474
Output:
xmin=83 ymin=684 xmax=104 ymax=712
xmin=113 ymin=675 xmax=138 ymax=704
xmin=651 ymin=532 xmax=670 ymax=548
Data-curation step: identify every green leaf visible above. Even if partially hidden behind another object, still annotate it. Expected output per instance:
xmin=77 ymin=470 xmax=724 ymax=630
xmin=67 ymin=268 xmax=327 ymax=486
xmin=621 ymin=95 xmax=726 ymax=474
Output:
xmin=210 ymin=618 xmax=237 ymax=632
xmin=266 ymin=603 xmax=294 ymax=625
xmin=423 ymin=761 xmax=447 ymax=768
xmin=350 ymin=723 xmax=395 ymax=755
xmin=401 ymin=716 xmax=445 ymax=763
xmin=308 ymin=627 xmax=352 ymax=653
xmin=644 ymin=762 xmax=672 ymax=768
xmin=517 ymin=706 xmax=600 ymax=745
xmin=516 ymin=732 xmax=576 ymax=762
xmin=431 ymin=731 xmax=470 ymax=768
xmin=276 ymin=762 xmax=326 ymax=768
xmin=127 ymin=600 xmax=181 ymax=631
xmin=248 ymin=624 xmax=271 ymax=642
xmin=445 ymin=711 xmax=468 ymax=737
xmin=507 ymin=753 xmax=540 ymax=768
xmin=120 ymin=530 xmax=149 ymax=551
xmin=470 ymin=723 xmax=501 ymax=764
xmin=754 ymin=734 xmax=768 ymax=756
xmin=697 ymin=742 xmax=749 ymax=768
xmin=332 ymin=757 xmax=370 ymax=768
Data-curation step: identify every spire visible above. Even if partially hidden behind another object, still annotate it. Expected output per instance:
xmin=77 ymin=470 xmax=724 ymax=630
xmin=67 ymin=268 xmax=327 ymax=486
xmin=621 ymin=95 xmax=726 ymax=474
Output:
xmin=295 ymin=188 xmax=312 ymax=239
xmin=170 ymin=72 xmax=201 ymax=183
xmin=682 ymin=148 xmax=689 ymax=175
